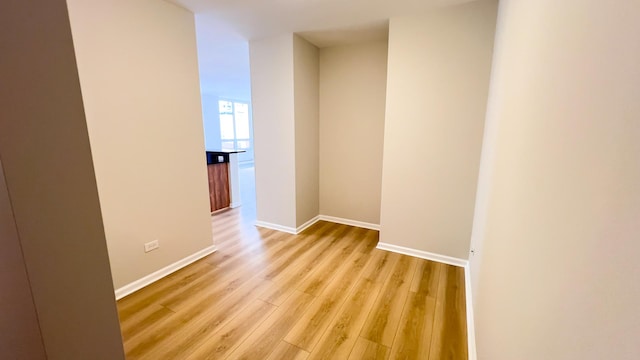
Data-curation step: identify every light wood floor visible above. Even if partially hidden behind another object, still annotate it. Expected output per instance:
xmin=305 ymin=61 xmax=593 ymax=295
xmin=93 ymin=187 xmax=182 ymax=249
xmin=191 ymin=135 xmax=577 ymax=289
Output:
xmin=117 ymin=208 xmax=467 ymax=359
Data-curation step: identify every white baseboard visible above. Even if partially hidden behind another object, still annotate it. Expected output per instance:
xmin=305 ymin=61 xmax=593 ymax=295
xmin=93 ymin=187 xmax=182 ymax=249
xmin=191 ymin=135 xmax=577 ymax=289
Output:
xmin=375 ymin=242 xmax=468 ymax=268
xmin=114 ymin=244 xmax=217 ymax=300
xmin=318 ymin=215 xmax=380 ymax=231
xmin=254 ymin=221 xmax=297 ymax=235
xmin=230 ymin=201 xmax=242 ymax=209
xmin=296 ymin=215 xmax=320 ymax=234
xmin=465 ymin=264 xmax=477 ymax=360
xmin=255 ymin=215 xmax=378 ymax=235
xmin=255 ymin=216 xmax=321 ymax=235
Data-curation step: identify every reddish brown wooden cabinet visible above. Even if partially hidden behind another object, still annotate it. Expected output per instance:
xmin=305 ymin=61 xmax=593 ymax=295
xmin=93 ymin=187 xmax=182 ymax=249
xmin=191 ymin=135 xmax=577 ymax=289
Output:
xmin=207 ymin=163 xmax=230 ymax=212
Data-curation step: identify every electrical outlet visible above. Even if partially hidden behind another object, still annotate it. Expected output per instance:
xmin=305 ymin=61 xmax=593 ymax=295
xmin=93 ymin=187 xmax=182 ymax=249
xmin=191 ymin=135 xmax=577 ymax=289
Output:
xmin=144 ymin=240 xmax=159 ymax=253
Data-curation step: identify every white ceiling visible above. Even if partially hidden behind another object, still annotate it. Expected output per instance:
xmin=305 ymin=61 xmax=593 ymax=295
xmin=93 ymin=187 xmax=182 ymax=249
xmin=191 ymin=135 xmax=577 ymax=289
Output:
xmin=168 ymin=0 xmax=475 ymax=98
xmin=172 ymin=0 xmax=474 ymax=43
xmin=192 ymin=16 xmax=252 ymax=99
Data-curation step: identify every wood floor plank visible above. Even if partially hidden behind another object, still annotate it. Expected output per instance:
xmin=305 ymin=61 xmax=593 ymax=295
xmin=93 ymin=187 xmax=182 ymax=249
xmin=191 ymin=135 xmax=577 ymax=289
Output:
xmin=120 ymin=227 xmax=274 ymax=316
xmin=184 ymin=299 xmax=277 ymax=360
xmin=116 ymin=259 xmax=216 ymax=319
xmin=205 ymin=228 xmax=282 ymax=269
xmin=297 ymin=226 xmax=368 ymax=297
xmin=165 ymin=278 xmax=274 ymax=357
xmin=308 ymin=278 xmax=382 ymax=360
xmin=428 ymin=265 xmax=468 ymax=360
xmin=389 ymin=260 xmax=442 ymax=360
xmin=361 ymin=249 xmax=401 ymax=284
xmin=126 ymin=275 xmax=273 ymax=359
xmin=210 ymin=227 xmax=293 ymax=267
xmin=166 ymin=257 xmax=218 ymax=280
xmin=284 ymin=249 xmax=372 ymax=351
xmin=159 ymin=268 xmax=247 ymax=312
xmin=360 ymin=254 xmax=418 ymax=347
xmin=164 ymin=229 xmax=311 ymax=312
xmin=118 ymin=304 xmax=174 ymax=342
xmin=261 ymin=222 xmax=336 ymax=281
xmin=259 ymin=225 xmax=356 ymax=305
xmin=117 ymin=208 xmax=468 ymax=360
xmin=123 ymin=314 xmax=186 ymax=359
xmin=226 ymin=290 xmax=316 ymax=360
xmin=359 ymin=229 xmax=381 ymax=254
xmin=265 ymin=341 xmax=310 ymax=360
xmin=348 ymin=337 xmax=390 ymax=360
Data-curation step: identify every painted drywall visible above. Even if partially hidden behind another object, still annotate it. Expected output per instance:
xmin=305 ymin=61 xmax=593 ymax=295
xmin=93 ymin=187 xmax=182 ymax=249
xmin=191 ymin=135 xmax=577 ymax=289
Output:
xmin=0 ymin=0 xmax=125 ymax=357
xmin=379 ymin=1 xmax=497 ymax=259
xmin=250 ymin=34 xmax=297 ymax=229
xmin=293 ymin=35 xmax=320 ymax=227
xmin=0 ymin=161 xmax=46 ymax=359
xmin=319 ymin=41 xmax=388 ymax=225
xmin=67 ymin=0 xmax=213 ymax=289
xmin=470 ymin=0 xmax=640 ymax=358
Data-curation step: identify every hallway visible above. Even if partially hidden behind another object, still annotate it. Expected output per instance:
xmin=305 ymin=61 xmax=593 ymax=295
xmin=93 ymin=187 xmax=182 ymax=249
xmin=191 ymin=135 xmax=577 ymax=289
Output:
xmin=117 ymin=206 xmax=467 ymax=359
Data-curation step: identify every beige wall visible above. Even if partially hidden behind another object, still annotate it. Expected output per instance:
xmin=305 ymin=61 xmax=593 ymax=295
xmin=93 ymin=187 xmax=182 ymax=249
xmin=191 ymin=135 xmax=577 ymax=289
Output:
xmin=0 ymin=161 xmax=46 ymax=359
xmin=0 ymin=0 xmax=125 ymax=357
xmin=379 ymin=1 xmax=498 ymax=259
xmin=470 ymin=0 xmax=640 ymax=358
xmin=67 ymin=0 xmax=213 ymax=289
xmin=293 ymin=35 xmax=320 ymax=227
xmin=319 ymin=41 xmax=388 ymax=225
xmin=250 ymin=34 xmax=298 ymax=229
